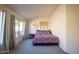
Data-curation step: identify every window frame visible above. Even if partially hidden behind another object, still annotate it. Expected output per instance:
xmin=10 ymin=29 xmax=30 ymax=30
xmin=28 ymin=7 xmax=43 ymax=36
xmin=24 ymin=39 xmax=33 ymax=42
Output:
xmin=15 ymin=18 xmax=25 ymax=37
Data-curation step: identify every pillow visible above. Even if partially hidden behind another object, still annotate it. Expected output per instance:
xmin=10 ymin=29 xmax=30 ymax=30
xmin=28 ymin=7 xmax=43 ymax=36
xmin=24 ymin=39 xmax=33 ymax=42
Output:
xmin=36 ymin=30 xmax=52 ymax=35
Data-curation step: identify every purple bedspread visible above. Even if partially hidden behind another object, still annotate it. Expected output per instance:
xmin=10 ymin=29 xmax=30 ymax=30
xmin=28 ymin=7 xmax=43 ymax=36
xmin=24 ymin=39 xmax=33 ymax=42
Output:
xmin=32 ymin=30 xmax=59 ymax=44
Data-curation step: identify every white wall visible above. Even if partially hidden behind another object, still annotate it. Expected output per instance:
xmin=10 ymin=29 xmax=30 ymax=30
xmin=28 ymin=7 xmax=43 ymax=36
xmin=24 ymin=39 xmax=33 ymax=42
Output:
xmin=49 ymin=5 xmax=66 ymax=51
xmin=29 ymin=16 xmax=50 ymax=34
xmin=49 ymin=4 xmax=79 ymax=54
xmin=66 ymin=5 xmax=79 ymax=53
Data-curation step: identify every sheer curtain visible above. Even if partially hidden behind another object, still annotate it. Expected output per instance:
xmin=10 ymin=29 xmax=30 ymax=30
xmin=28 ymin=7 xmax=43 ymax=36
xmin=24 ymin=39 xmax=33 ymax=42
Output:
xmin=0 ymin=10 xmax=8 ymax=52
xmin=0 ymin=11 xmax=3 ymax=45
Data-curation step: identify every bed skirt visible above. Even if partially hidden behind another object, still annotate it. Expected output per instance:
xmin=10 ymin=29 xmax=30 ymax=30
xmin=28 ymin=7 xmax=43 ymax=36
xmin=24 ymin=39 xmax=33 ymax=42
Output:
xmin=33 ymin=43 xmax=59 ymax=46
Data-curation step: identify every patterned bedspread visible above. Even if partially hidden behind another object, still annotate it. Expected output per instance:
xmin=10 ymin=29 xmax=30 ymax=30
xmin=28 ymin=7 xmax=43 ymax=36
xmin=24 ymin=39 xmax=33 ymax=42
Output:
xmin=32 ymin=30 xmax=59 ymax=44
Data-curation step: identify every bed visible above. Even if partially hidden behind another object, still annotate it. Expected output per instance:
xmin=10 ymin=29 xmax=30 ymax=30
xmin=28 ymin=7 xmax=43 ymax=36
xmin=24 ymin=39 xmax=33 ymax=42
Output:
xmin=32 ymin=30 xmax=59 ymax=46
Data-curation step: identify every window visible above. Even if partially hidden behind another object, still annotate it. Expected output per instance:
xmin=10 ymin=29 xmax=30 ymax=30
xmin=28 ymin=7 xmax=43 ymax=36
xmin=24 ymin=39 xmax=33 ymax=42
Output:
xmin=0 ymin=10 xmax=6 ymax=45
xmin=15 ymin=19 xmax=25 ymax=37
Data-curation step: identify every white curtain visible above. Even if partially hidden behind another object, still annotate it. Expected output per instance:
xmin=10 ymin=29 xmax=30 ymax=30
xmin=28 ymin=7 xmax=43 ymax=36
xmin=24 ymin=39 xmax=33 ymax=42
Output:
xmin=0 ymin=11 xmax=8 ymax=51
xmin=0 ymin=11 xmax=5 ymax=45
xmin=0 ymin=11 xmax=6 ymax=46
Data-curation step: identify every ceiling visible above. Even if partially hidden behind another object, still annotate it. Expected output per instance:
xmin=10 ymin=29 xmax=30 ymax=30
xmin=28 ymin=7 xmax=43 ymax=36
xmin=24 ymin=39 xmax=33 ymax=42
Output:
xmin=6 ymin=4 xmax=59 ymax=19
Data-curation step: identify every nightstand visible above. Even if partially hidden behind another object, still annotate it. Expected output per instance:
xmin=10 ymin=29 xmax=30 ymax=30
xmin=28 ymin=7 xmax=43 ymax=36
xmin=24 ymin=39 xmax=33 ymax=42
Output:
xmin=29 ymin=34 xmax=35 ymax=39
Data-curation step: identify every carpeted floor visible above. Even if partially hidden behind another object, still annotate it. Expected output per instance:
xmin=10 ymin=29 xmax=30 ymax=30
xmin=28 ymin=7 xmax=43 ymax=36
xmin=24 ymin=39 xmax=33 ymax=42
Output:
xmin=10 ymin=39 xmax=67 ymax=54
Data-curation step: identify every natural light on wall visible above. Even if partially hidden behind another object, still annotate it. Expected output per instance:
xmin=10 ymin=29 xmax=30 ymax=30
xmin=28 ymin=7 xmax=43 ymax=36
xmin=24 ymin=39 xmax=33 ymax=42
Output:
xmin=32 ymin=21 xmax=48 ymax=30
xmin=39 ymin=21 xmax=48 ymax=30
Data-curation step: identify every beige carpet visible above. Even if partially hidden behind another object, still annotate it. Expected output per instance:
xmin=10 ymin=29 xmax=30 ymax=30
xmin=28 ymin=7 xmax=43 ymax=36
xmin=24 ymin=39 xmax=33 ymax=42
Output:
xmin=10 ymin=39 xmax=67 ymax=54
